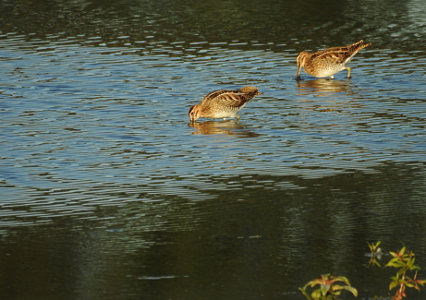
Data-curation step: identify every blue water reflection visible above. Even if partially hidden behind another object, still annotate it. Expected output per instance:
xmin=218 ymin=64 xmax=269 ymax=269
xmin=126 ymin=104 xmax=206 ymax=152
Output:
xmin=0 ymin=0 xmax=425 ymax=298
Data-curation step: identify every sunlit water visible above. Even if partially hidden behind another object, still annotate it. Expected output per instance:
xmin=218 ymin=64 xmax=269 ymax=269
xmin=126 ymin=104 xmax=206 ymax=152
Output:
xmin=0 ymin=0 xmax=425 ymax=299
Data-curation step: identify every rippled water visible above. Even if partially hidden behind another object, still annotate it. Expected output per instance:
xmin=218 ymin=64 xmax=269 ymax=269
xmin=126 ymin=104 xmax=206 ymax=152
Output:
xmin=0 ymin=0 xmax=425 ymax=299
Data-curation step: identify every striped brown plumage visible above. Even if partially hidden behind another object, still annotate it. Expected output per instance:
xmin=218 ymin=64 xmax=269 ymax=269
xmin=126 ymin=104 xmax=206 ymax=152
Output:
xmin=296 ymin=40 xmax=371 ymax=79
xmin=188 ymin=86 xmax=262 ymax=122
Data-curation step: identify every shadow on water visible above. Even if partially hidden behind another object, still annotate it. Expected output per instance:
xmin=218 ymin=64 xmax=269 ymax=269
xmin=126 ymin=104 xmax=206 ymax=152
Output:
xmin=0 ymin=0 xmax=425 ymax=52
xmin=0 ymin=162 xmax=425 ymax=299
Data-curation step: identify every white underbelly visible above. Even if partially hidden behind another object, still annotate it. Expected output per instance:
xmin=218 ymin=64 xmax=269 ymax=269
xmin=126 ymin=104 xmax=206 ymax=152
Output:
xmin=211 ymin=104 xmax=246 ymax=119
xmin=314 ymin=65 xmax=345 ymax=78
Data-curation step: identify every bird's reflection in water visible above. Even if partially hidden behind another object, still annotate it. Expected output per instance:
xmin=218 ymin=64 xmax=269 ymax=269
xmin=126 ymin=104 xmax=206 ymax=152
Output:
xmin=296 ymin=78 xmax=362 ymax=112
xmin=297 ymin=78 xmax=353 ymax=97
xmin=189 ymin=120 xmax=259 ymax=137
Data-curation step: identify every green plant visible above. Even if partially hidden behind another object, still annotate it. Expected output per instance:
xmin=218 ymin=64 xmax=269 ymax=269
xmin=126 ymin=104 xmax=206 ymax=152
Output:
xmin=385 ymin=246 xmax=426 ymax=300
xmin=368 ymin=241 xmax=382 ymax=256
xmin=368 ymin=241 xmax=383 ymax=267
xmin=300 ymin=244 xmax=425 ymax=299
xmin=299 ymin=274 xmax=358 ymax=300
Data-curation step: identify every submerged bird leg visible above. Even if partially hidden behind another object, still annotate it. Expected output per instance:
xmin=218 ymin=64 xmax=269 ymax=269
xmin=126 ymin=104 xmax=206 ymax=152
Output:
xmin=236 ymin=114 xmax=240 ymax=121
xmin=345 ymin=67 xmax=352 ymax=79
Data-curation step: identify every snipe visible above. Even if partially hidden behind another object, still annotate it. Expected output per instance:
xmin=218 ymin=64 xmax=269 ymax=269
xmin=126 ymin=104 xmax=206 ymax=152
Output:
xmin=296 ymin=40 xmax=371 ymax=79
xmin=188 ymin=86 xmax=262 ymax=122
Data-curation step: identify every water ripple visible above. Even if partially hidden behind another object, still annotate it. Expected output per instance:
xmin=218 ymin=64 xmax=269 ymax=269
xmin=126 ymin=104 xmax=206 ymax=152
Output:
xmin=0 ymin=0 xmax=425 ymax=261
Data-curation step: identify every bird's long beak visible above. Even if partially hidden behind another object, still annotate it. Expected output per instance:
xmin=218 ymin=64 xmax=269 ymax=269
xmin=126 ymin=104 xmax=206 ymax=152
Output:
xmin=296 ymin=54 xmax=304 ymax=79
xmin=257 ymin=92 xmax=263 ymax=96
xmin=296 ymin=65 xmax=302 ymax=79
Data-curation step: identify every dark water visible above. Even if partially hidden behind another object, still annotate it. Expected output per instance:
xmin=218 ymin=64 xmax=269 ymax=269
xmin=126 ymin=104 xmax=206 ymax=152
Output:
xmin=0 ymin=0 xmax=425 ymax=299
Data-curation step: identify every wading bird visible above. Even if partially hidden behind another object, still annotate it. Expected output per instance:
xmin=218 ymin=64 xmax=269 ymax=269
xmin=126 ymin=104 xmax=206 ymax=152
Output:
xmin=296 ymin=40 xmax=371 ymax=79
xmin=188 ymin=86 xmax=262 ymax=122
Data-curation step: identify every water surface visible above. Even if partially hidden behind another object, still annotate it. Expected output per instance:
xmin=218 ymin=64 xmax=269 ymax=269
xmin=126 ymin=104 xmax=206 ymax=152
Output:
xmin=0 ymin=0 xmax=425 ymax=299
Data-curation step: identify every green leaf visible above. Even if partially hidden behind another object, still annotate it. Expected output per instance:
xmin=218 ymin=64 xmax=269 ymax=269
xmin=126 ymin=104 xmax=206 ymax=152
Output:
xmin=386 ymin=259 xmax=403 ymax=268
xmin=342 ymin=285 xmax=358 ymax=297
xmin=305 ymin=279 xmax=320 ymax=289
xmin=389 ymin=280 xmax=399 ymax=291
xmin=312 ymin=289 xmax=322 ymax=299
xmin=335 ymin=276 xmax=351 ymax=286
xmin=368 ymin=241 xmax=381 ymax=252
xmin=417 ymin=279 xmax=426 ymax=286
xmin=320 ymin=284 xmax=330 ymax=295
xmin=298 ymin=287 xmax=312 ymax=300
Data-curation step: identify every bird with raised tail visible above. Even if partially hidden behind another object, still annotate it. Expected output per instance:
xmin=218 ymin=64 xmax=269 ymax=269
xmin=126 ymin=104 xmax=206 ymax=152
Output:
xmin=188 ymin=86 xmax=262 ymax=122
xmin=296 ymin=40 xmax=371 ymax=79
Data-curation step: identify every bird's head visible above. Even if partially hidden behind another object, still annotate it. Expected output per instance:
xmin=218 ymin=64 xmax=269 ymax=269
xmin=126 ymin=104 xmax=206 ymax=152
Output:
xmin=296 ymin=51 xmax=309 ymax=68
xmin=239 ymin=86 xmax=262 ymax=96
xmin=188 ymin=104 xmax=201 ymax=122
xmin=296 ymin=51 xmax=309 ymax=79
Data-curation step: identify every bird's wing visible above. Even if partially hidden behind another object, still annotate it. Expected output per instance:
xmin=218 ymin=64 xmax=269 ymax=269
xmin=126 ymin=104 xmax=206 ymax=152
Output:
xmin=312 ymin=41 xmax=368 ymax=64
xmin=312 ymin=46 xmax=353 ymax=65
xmin=201 ymin=90 xmax=248 ymax=108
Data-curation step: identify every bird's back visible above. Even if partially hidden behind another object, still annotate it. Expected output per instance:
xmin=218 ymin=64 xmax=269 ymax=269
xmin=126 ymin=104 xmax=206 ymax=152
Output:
xmin=200 ymin=89 xmax=253 ymax=110
xmin=311 ymin=40 xmax=370 ymax=65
